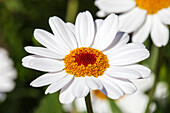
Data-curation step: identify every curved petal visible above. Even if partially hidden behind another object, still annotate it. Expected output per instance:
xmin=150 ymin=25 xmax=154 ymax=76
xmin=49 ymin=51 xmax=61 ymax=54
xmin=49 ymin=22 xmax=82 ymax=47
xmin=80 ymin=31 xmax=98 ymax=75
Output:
xmin=111 ymin=78 xmax=137 ymax=95
xmin=95 ymin=0 xmax=136 ymax=13
xmin=107 ymin=43 xmax=145 ymax=56
xmin=25 ymin=46 xmax=65 ymax=59
xmin=22 ymin=55 xmax=40 ymax=68
xmin=34 ymin=29 xmax=69 ymax=55
xmin=158 ymin=7 xmax=170 ymax=25
xmin=93 ymin=14 xmax=119 ymax=51
xmin=105 ymin=66 xmax=142 ymax=79
xmin=66 ymin=22 xmax=75 ymax=34
xmin=119 ymin=7 xmax=147 ymax=33
xmin=103 ymin=32 xmax=129 ymax=54
xmin=30 ymin=71 xmax=67 ymax=87
xmin=108 ymin=43 xmax=150 ymax=65
xmin=72 ymin=77 xmax=89 ymax=97
xmin=75 ymin=11 xmax=95 ymax=47
xmin=122 ymin=64 xmax=151 ymax=78
xmin=59 ymin=78 xmax=75 ymax=104
xmin=49 ymin=16 xmax=77 ymax=50
xmin=85 ymin=76 xmax=103 ymax=90
xmin=98 ymin=75 xmax=124 ymax=99
xmin=95 ymin=19 xmax=103 ymax=33
xmin=132 ymin=15 xmax=152 ymax=43
xmin=22 ymin=56 xmax=64 ymax=72
xmin=45 ymin=75 xmax=73 ymax=94
xmin=151 ymin=15 xmax=169 ymax=47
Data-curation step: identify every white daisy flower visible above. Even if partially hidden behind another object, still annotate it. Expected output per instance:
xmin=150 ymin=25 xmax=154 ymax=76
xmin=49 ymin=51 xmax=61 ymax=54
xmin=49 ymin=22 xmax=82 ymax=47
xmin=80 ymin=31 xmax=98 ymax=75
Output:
xmin=0 ymin=48 xmax=17 ymax=101
xmin=95 ymin=0 xmax=170 ymax=47
xmin=22 ymin=11 xmax=150 ymax=104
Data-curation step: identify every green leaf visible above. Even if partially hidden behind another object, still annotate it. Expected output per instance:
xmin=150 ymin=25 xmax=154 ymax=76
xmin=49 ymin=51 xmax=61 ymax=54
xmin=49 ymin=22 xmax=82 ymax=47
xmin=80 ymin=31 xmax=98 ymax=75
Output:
xmin=108 ymin=98 xmax=122 ymax=113
xmin=34 ymin=93 xmax=63 ymax=113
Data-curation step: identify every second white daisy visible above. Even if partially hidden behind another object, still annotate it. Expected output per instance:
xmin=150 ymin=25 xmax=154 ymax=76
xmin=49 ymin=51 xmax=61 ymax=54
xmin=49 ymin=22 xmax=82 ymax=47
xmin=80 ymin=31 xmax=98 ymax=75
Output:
xmin=22 ymin=11 xmax=151 ymax=104
xmin=95 ymin=0 xmax=170 ymax=47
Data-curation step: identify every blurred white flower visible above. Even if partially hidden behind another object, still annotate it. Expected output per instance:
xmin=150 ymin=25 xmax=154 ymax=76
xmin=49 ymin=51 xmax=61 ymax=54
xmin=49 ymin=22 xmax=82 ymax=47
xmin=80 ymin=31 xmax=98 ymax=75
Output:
xmin=154 ymin=81 xmax=169 ymax=99
xmin=95 ymin=0 xmax=170 ymax=47
xmin=22 ymin=11 xmax=150 ymax=104
xmin=0 ymin=48 xmax=17 ymax=101
xmin=116 ymin=75 xmax=154 ymax=113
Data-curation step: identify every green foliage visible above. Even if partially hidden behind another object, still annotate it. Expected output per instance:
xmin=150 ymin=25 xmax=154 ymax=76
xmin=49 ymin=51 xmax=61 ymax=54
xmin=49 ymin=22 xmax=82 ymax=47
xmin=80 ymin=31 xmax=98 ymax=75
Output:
xmin=34 ymin=93 xmax=63 ymax=113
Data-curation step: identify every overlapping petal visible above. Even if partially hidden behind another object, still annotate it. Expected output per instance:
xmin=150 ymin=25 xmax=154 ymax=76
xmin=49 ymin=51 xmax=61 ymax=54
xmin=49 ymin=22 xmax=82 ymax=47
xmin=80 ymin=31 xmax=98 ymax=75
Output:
xmin=92 ymin=14 xmax=119 ymax=51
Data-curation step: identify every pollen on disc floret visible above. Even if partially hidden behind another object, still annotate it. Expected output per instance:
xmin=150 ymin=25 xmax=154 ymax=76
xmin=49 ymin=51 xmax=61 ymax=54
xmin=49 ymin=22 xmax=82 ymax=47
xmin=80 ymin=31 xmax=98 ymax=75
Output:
xmin=135 ymin=0 xmax=170 ymax=14
xmin=63 ymin=47 xmax=110 ymax=78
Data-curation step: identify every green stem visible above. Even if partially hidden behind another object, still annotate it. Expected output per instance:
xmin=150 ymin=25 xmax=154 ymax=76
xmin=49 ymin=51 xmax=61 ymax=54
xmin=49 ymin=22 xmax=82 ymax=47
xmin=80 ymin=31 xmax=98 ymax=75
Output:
xmin=145 ymin=47 xmax=163 ymax=113
xmin=72 ymin=101 xmax=78 ymax=113
xmin=65 ymin=0 xmax=78 ymax=23
xmin=85 ymin=92 xmax=94 ymax=113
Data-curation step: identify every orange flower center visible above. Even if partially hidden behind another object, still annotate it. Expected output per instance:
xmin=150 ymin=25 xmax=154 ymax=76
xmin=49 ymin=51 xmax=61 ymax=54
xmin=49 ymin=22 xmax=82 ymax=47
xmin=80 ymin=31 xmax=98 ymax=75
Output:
xmin=64 ymin=47 xmax=109 ymax=77
xmin=135 ymin=0 xmax=170 ymax=14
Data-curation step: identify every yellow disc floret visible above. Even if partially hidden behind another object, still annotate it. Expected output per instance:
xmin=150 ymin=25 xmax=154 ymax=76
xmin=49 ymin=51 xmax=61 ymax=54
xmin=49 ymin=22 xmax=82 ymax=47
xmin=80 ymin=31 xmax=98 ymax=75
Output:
xmin=63 ymin=47 xmax=109 ymax=78
xmin=135 ymin=0 xmax=170 ymax=14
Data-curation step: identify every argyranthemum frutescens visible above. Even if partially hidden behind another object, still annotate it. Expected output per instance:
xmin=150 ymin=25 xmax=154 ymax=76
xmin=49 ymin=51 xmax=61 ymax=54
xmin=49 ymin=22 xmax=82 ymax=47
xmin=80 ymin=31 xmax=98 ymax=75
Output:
xmin=22 ymin=11 xmax=151 ymax=104
xmin=95 ymin=0 xmax=170 ymax=47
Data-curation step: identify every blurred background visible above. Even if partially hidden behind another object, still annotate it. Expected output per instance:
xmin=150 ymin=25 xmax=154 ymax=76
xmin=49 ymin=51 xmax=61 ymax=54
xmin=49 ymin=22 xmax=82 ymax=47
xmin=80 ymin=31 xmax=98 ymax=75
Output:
xmin=0 ymin=0 xmax=169 ymax=113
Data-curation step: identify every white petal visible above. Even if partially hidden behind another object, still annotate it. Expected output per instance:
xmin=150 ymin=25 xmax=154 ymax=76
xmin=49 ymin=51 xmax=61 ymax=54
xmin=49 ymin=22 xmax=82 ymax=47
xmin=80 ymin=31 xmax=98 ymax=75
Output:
xmin=151 ymin=15 xmax=169 ymax=47
xmin=111 ymin=78 xmax=137 ymax=94
xmin=119 ymin=7 xmax=147 ymax=33
xmin=95 ymin=19 xmax=103 ymax=33
xmin=30 ymin=70 xmax=67 ymax=87
xmin=34 ymin=29 xmax=69 ymax=55
xmin=108 ymin=43 xmax=149 ymax=65
xmin=25 ymin=46 xmax=65 ymax=59
xmin=45 ymin=75 xmax=73 ymax=94
xmin=72 ymin=77 xmax=89 ymax=97
xmin=93 ymin=14 xmax=119 ymax=51
xmin=92 ymin=77 xmax=103 ymax=89
xmin=22 ymin=56 xmax=64 ymax=72
xmin=22 ymin=55 xmax=40 ymax=68
xmin=95 ymin=0 xmax=136 ymax=13
xmin=122 ymin=64 xmax=151 ymax=78
xmin=59 ymin=79 xmax=75 ymax=104
xmin=98 ymin=75 xmax=123 ymax=99
xmin=158 ymin=8 xmax=170 ymax=25
xmin=105 ymin=66 xmax=142 ymax=79
xmin=85 ymin=76 xmax=103 ymax=90
xmin=49 ymin=16 xmax=77 ymax=50
xmin=111 ymin=32 xmax=129 ymax=48
xmin=75 ymin=11 xmax=95 ymax=47
xmin=132 ymin=15 xmax=152 ymax=43
xmin=66 ymin=22 xmax=75 ymax=34
xmin=96 ymin=10 xmax=107 ymax=17
xmin=103 ymin=32 xmax=129 ymax=54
